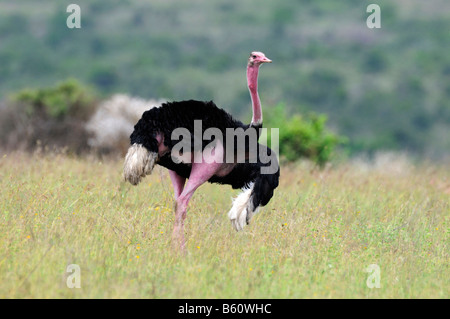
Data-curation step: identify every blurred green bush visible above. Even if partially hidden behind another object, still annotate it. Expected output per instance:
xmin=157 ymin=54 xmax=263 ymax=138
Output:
xmin=14 ymin=78 xmax=96 ymax=120
xmin=0 ymin=79 xmax=98 ymax=153
xmin=264 ymin=103 xmax=346 ymax=166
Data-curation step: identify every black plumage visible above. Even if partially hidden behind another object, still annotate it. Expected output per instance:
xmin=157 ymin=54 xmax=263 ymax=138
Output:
xmin=131 ymin=100 xmax=245 ymax=152
xmin=129 ymin=99 xmax=280 ymax=209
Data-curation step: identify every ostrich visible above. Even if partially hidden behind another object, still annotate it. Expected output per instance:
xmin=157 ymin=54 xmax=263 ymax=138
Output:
xmin=123 ymin=52 xmax=280 ymax=249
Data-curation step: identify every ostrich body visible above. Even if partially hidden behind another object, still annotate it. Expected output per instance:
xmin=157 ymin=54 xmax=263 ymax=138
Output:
xmin=124 ymin=52 xmax=279 ymax=249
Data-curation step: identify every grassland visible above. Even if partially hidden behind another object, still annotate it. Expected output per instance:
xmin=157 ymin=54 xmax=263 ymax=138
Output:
xmin=0 ymin=152 xmax=448 ymax=298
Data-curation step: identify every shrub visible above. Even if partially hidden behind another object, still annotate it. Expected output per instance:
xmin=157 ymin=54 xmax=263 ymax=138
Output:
xmin=0 ymin=79 xmax=97 ymax=153
xmin=0 ymin=80 xmax=164 ymax=156
xmin=14 ymin=78 xmax=96 ymax=120
xmin=85 ymin=94 xmax=164 ymax=155
xmin=263 ymin=103 xmax=346 ymax=166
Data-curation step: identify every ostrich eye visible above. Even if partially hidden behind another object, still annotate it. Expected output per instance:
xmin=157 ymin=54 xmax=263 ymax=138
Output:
xmin=252 ymin=55 xmax=257 ymax=59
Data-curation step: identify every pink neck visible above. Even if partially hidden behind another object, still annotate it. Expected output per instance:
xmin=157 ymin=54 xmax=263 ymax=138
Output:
xmin=247 ymin=64 xmax=262 ymax=126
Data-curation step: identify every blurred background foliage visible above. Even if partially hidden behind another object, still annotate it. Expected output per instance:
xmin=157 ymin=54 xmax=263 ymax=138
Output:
xmin=263 ymin=103 xmax=346 ymax=166
xmin=0 ymin=0 xmax=449 ymax=161
xmin=14 ymin=78 xmax=96 ymax=119
xmin=0 ymin=79 xmax=97 ymax=153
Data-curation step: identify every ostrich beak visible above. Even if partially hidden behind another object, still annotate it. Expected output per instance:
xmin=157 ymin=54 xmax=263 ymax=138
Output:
xmin=261 ymin=57 xmax=272 ymax=63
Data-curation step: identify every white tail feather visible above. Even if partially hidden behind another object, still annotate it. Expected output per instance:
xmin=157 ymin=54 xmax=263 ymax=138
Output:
xmin=228 ymin=183 xmax=257 ymax=231
xmin=123 ymin=143 xmax=158 ymax=185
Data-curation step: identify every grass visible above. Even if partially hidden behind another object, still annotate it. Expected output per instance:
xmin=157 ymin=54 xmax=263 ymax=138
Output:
xmin=0 ymin=152 xmax=448 ymax=298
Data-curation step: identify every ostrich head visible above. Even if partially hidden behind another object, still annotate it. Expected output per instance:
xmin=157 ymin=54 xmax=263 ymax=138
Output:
xmin=248 ymin=51 xmax=272 ymax=67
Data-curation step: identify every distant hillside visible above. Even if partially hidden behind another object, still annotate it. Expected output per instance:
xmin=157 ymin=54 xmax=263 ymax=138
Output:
xmin=0 ymin=0 xmax=449 ymax=157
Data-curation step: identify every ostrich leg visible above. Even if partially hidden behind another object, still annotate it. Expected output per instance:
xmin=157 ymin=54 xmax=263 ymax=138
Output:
xmin=168 ymin=170 xmax=186 ymax=200
xmin=172 ymin=146 xmax=224 ymax=251
xmin=172 ymin=161 xmax=222 ymax=250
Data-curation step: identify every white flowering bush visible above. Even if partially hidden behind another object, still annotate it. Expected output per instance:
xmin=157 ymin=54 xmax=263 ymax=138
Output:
xmin=85 ymin=94 xmax=164 ymax=154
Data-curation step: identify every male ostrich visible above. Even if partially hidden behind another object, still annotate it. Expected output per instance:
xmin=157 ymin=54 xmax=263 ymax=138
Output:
xmin=124 ymin=52 xmax=279 ymax=249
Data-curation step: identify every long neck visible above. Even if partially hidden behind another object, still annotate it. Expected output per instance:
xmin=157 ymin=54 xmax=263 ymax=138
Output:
xmin=247 ymin=64 xmax=262 ymax=127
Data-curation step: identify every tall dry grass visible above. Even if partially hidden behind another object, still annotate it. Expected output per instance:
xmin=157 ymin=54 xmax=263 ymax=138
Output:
xmin=0 ymin=152 xmax=448 ymax=298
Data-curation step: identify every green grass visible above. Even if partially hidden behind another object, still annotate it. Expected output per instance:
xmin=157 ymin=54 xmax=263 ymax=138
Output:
xmin=0 ymin=152 xmax=448 ymax=298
